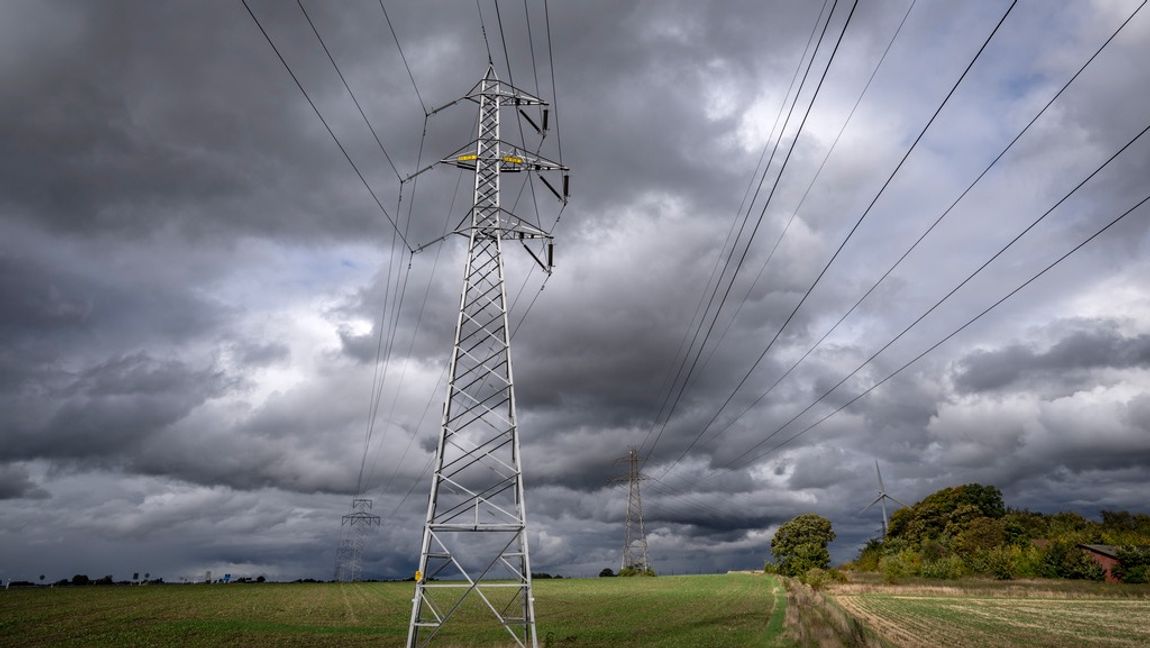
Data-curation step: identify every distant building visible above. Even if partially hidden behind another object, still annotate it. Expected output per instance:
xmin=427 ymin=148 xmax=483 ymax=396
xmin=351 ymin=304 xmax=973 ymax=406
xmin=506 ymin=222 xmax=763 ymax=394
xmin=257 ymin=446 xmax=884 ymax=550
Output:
xmin=1078 ymin=544 xmax=1121 ymax=583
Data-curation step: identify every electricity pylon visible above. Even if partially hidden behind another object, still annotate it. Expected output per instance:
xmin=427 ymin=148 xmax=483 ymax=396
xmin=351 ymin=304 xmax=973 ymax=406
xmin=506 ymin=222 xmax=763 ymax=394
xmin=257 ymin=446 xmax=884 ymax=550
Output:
xmin=405 ymin=66 xmax=567 ymax=648
xmin=612 ymin=448 xmax=650 ymax=573
xmin=334 ymin=498 xmax=380 ymax=581
xmin=860 ymin=460 xmax=906 ymax=537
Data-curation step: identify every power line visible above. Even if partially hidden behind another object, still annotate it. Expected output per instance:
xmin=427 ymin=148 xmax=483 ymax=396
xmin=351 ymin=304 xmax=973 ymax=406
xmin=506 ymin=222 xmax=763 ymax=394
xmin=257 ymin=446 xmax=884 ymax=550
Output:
xmin=543 ymin=0 xmax=563 ymax=163
xmin=643 ymin=0 xmax=859 ymax=464
xmin=240 ymin=0 xmax=412 ymax=252
xmin=636 ymin=0 xmax=833 ymax=461
xmin=698 ymin=0 xmax=920 ymax=375
xmin=494 ymin=0 xmax=515 ymax=86
xmin=715 ymin=118 xmax=1150 ymax=472
xmin=364 ymin=170 xmax=467 ymax=494
xmin=700 ymin=0 xmax=1148 ymax=449
xmin=737 ymin=189 xmax=1150 ymax=470
xmin=523 ymin=0 xmax=542 ymax=104
xmin=378 ymin=0 xmax=428 ymax=115
xmin=475 ymin=0 xmax=495 ymax=65
xmin=656 ymin=0 xmax=1019 ymax=479
xmin=297 ymin=0 xmax=402 ymax=183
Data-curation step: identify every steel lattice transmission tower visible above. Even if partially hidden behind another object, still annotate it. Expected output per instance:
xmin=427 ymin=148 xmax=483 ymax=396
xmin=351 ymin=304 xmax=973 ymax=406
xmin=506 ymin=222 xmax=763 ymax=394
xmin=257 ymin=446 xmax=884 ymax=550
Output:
xmin=405 ymin=65 xmax=568 ymax=648
xmin=612 ymin=448 xmax=650 ymax=573
xmin=334 ymin=498 xmax=381 ymax=582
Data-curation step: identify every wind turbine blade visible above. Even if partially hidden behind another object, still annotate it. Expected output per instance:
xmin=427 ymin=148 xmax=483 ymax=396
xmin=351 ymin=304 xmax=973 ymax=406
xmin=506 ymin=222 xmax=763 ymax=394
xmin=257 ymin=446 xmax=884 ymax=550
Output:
xmin=860 ymin=494 xmax=883 ymax=513
xmin=875 ymin=460 xmax=886 ymax=492
xmin=887 ymin=495 xmax=909 ymax=508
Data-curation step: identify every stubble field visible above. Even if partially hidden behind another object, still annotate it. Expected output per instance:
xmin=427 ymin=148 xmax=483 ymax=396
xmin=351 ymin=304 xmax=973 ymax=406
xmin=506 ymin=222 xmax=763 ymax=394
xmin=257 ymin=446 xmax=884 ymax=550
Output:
xmin=830 ymin=578 xmax=1150 ymax=648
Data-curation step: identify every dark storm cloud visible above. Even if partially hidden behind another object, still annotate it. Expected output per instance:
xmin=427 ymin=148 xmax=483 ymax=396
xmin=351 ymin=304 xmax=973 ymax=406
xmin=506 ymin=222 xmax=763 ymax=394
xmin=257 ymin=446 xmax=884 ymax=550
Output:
xmin=0 ymin=465 xmax=49 ymax=500
xmin=1 ymin=0 xmax=1149 ymax=582
xmin=1 ymin=352 xmax=233 ymax=462
xmin=953 ymin=323 xmax=1150 ymax=393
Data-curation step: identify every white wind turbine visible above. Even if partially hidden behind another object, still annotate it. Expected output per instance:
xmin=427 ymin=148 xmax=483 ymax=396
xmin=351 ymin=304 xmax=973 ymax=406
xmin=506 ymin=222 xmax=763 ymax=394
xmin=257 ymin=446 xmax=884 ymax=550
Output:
xmin=861 ymin=460 xmax=907 ymax=537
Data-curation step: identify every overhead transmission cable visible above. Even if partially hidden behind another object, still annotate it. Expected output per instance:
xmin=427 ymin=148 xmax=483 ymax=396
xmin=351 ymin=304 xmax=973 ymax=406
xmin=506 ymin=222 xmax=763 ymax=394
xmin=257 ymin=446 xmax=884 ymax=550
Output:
xmin=240 ymin=0 xmax=412 ymax=252
xmin=650 ymin=118 xmax=1150 ymax=508
xmin=364 ymin=170 xmax=467 ymax=494
xmin=698 ymin=0 xmax=919 ymax=375
xmin=543 ymin=0 xmax=563 ymax=164
xmin=297 ymin=0 xmax=402 ymax=182
xmin=694 ymin=0 xmax=1148 ymax=453
xmin=655 ymin=0 xmax=1020 ymax=479
xmin=641 ymin=0 xmax=860 ymax=464
xmin=735 ymin=188 xmax=1150 ymax=471
xmin=635 ymin=0 xmax=832 ymax=462
xmin=378 ymin=0 xmax=428 ymax=115
xmin=707 ymin=119 xmax=1150 ymax=474
xmin=475 ymin=0 xmax=495 ymax=65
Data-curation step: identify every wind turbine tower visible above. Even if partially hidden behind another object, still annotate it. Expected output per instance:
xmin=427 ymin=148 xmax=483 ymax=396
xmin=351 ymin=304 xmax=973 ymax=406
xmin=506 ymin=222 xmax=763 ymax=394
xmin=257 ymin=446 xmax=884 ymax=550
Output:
xmin=861 ymin=460 xmax=906 ymax=537
xmin=404 ymin=65 xmax=568 ymax=648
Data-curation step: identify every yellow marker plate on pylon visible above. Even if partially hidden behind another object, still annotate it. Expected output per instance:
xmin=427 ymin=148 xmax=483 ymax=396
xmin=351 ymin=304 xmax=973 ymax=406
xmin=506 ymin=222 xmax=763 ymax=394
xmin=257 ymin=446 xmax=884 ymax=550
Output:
xmin=415 ymin=570 xmax=423 ymax=582
xmin=457 ymin=154 xmax=477 ymax=162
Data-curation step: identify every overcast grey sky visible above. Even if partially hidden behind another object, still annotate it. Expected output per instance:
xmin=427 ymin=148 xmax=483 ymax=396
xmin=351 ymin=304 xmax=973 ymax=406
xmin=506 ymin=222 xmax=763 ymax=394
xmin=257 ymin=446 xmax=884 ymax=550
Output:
xmin=2 ymin=0 xmax=1149 ymax=582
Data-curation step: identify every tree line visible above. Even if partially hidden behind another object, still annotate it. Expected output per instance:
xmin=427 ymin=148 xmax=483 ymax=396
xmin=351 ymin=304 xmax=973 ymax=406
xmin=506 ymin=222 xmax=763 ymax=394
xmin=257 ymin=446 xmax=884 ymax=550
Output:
xmin=767 ymin=483 xmax=1150 ymax=585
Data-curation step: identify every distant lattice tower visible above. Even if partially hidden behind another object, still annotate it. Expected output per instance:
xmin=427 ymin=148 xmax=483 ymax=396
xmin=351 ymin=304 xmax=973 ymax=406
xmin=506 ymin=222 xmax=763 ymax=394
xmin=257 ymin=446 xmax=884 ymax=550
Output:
xmin=334 ymin=498 xmax=381 ymax=582
xmin=613 ymin=448 xmax=650 ymax=573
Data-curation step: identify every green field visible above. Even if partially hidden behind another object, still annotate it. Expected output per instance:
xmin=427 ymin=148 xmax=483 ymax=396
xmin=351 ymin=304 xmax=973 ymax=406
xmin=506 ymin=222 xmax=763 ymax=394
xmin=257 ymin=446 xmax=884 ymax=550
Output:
xmin=0 ymin=574 xmax=788 ymax=647
xmin=831 ymin=579 xmax=1150 ymax=648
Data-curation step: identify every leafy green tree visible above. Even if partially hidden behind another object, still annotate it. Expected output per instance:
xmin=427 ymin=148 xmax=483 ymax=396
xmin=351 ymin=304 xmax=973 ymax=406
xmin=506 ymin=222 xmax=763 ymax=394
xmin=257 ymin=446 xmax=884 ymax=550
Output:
xmin=888 ymin=484 xmax=1004 ymax=544
xmin=851 ymin=538 xmax=883 ymax=572
xmin=1114 ymin=547 xmax=1150 ymax=584
xmin=598 ymin=568 xmax=615 ymax=578
xmin=771 ymin=513 xmax=835 ymax=577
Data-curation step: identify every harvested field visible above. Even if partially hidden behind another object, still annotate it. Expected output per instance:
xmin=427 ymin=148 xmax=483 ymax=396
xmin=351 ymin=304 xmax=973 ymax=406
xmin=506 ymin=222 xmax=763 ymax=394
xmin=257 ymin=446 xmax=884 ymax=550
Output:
xmin=832 ymin=579 xmax=1150 ymax=647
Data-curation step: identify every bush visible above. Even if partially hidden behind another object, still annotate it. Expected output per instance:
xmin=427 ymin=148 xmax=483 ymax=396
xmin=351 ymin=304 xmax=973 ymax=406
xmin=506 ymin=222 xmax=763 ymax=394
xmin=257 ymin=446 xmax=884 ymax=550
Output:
xmin=921 ymin=555 xmax=966 ymax=580
xmin=598 ymin=568 xmax=615 ymax=578
xmin=1115 ymin=547 xmax=1150 ymax=583
xmin=762 ymin=561 xmax=778 ymax=575
xmin=1040 ymin=542 xmax=1105 ymax=581
xmin=880 ymin=550 xmax=921 ymax=583
xmin=985 ymin=547 xmax=1014 ymax=580
xmin=801 ymin=568 xmax=830 ymax=590
xmin=617 ymin=566 xmax=655 ymax=577
xmin=1008 ymin=544 xmax=1044 ymax=579
xmin=852 ymin=538 xmax=883 ymax=572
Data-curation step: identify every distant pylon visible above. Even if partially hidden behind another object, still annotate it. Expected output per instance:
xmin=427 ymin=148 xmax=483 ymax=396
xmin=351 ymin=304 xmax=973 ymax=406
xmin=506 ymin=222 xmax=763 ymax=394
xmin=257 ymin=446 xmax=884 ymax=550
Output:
xmin=404 ymin=65 xmax=568 ymax=648
xmin=860 ymin=460 xmax=907 ymax=537
xmin=612 ymin=448 xmax=650 ymax=572
xmin=334 ymin=498 xmax=380 ymax=581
